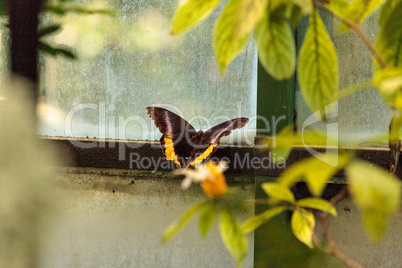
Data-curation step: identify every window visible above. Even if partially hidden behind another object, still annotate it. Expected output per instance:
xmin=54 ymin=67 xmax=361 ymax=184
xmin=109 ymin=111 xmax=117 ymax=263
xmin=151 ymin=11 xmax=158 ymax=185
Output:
xmin=296 ymin=12 xmax=391 ymax=142
xmin=38 ymin=0 xmax=257 ymax=144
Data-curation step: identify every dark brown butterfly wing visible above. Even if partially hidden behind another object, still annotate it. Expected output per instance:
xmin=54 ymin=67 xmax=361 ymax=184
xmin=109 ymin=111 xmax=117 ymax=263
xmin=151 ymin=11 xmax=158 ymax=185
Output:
xmin=146 ymin=107 xmax=196 ymax=139
xmin=188 ymin=118 xmax=249 ymax=166
xmin=146 ymin=107 xmax=196 ymax=167
xmin=202 ymin=118 xmax=249 ymax=145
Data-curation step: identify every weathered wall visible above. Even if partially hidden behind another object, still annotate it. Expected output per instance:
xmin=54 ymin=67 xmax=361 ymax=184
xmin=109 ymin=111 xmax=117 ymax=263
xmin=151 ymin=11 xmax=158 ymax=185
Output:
xmin=40 ymin=168 xmax=401 ymax=268
xmin=317 ymin=197 xmax=402 ymax=268
xmin=40 ymin=168 xmax=255 ymax=268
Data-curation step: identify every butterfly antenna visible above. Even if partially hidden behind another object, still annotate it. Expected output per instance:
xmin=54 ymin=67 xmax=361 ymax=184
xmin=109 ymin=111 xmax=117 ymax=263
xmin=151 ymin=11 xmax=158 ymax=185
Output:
xmin=195 ymin=110 xmax=202 ymax=128
xmin=201 ymin=111 xmax=213 ymax=130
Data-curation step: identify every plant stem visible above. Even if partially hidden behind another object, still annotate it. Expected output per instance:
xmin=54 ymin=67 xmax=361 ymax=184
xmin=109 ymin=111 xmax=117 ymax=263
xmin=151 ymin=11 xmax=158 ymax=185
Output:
xmin=315 ymin=1 xmax=387 ymax=69
xmin=319 ymin=188 xmax=365 ymax=268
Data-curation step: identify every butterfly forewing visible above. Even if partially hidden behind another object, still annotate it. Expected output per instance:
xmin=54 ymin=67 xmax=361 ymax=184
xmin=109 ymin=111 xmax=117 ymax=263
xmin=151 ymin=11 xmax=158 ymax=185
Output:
xmin=146 ymin=107 xmax=197 ymax=167
xmin=146 ymin=107 xmax=196 ymax=140
xmin=202 ymin=118 xmax=249 ymax=145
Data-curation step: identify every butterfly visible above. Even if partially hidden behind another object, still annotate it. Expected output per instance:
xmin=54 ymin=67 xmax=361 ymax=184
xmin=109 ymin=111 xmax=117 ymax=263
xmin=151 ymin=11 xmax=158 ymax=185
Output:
xmin=146 ymin=106 xmax=249 ymax=168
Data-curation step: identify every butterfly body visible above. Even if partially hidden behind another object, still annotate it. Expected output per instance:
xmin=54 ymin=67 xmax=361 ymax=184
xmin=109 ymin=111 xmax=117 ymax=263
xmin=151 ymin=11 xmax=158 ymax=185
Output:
xmin=147 ymin=107 xmax=248 ymax=168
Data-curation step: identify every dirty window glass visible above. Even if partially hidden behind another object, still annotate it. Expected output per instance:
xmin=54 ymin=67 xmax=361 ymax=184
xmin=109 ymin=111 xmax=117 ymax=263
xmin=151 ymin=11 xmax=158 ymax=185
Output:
xmin=296 ymin=12 xmax=391 ymax=143
xmin=38 ymin=0 xmax=257 ymax=144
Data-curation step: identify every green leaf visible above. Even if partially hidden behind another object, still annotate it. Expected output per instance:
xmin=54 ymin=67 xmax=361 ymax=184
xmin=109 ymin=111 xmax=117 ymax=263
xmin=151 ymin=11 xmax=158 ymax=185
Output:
xmin=38 ymin=41 xmax=77 ymax=59
xmin=242 ymin=206 xmax=289 ymax=233
xmin=162 ymin=202 xmax=207 ymax=243
xmin=261 ymin=182 xmax=296 ymax=204
xmin=374 ymin=68 xmax=402 ymax=109
xmin=43 ymin=4 xmax=114 ymax=16
xmin=260 ymin=125 xmax=337 ymax=163
xmin=340 ymin=0 xmax=386 ymax=31
xmin=0 ymin=0 xmax=8 ymax=16
xmin=38 ymin=24 xmax=62 ymax=37
xmin=379 ymin=0 xmax=398 ymax=27
xmin=290 ymin=0 xmax=313 ymax=27
xmin=43 ymin=5 xmax=67 ymax=15
xmin=199 ymin=201 xmax=218 ymax=238
xmin=170 ymin=0 xmax=222 ymax=35
xmin=291 ymin=209 xmax=315 ymax=248
xmin=296 ymin=198 xmax=337 ymax=216
xmin=255 ymin=7 xmax=296 ymax=80
xmin=277 ymin=153 xmax=350 ymax=196
xmin=338 ymin=80 xmax=374 ymax=100
xmin=324 ymin=0 xmax=350 ymax=20
xmin=297 ymin=9 xmax=339 ymax=120
xmin=235 ymin=0 xmax=268 ymax=39
xmin=219 ymin=208 xmax=248 ymax=267
xmin=388 ymin=114 xmax=402 ymax=143
xmin=374 ymin=0 xmax=402 ymax=69
xmin=346 ymin=160 xmax=401 ymax=242
xmin=213 ymin=0 xmax=251 ymax=74
xmin=293 ymin=0 xmax=312 ymax=15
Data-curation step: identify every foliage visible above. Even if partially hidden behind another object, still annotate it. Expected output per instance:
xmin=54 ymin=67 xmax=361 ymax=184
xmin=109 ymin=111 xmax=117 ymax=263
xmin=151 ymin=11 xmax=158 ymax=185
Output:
xmin=168 ymin=0 xmax=402 ymax=266
xmin=0 ymin=0 xmax=113 ymax=59
xmin=163 ymin=194 xmax=248 ymax=267
xmin=243 ymin=182 xmax=336 ymax=248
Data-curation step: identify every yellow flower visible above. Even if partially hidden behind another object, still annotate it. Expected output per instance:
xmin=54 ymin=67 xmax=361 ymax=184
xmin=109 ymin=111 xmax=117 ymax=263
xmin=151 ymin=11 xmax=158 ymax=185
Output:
xmin=176 ymin=161 xmax=228 ymax=199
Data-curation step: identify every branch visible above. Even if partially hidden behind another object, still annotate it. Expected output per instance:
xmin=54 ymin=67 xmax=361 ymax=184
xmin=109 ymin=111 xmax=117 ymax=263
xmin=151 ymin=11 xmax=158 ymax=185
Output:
xmin=314 ymin=1 xmax=387 ymax=69
xmin=319 ymin=188 xmax=365 ymax=268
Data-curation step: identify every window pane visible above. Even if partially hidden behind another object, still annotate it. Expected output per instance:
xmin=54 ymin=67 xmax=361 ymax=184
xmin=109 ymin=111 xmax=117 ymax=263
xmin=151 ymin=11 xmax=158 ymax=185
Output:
xmin=39 ymin=0 xmax=257 ymax=144
xmin=296 ymin=12 xmax=391 ymax=143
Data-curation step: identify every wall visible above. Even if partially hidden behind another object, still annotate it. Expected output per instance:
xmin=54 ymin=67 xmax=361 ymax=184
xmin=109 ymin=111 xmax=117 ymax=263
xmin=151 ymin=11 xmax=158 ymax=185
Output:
xmin=39 ymin=167 xmax=402 ymax=268
xmin=39 ymin=167 xmax=255 ymax=268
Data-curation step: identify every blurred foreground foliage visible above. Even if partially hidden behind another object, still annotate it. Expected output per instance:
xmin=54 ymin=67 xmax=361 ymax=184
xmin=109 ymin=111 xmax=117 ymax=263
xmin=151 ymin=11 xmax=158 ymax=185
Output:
xmin=165 ymin=0 xmax=402 ymax=267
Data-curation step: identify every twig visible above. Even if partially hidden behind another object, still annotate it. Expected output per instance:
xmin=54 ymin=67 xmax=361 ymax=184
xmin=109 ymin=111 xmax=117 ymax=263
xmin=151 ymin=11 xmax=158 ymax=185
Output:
xmin=315 ymin=1 xmax=387 ymax=69
xmin=319 ymin=187 xmax=365 ymax=268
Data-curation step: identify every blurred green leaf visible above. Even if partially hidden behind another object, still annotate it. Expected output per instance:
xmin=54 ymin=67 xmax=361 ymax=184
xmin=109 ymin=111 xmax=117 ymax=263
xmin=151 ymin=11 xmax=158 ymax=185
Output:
xmin=38 ymin=24 xmax=62 ymax=37
xmin=297 ymin=9 xmax=338 ymax=120
xmin=296 ymin=198 xmax=337 ymax=216
xmin=374 ymin=68 xmax=402 ymax=109
xmin=374 ymin=0 xmax=402 ymax=69
xmin=235 ymin=0 xmax=268 ymax=39
xmin=379 ymin=0 xmax=398 ymax=26
xmin=340 ymin=0 xmax=386 ymax=31
xmin=0 ymin=0 xmax=7 ymax=16
xmin=260 ymin=125 xmax=336 ymax=163
xmin=293 ymin=0 xmax=312 ymax=15
xmin=323 ymin=0 xmax=350 ymax=19
xmin=43 ymin=4 xmax=114 ymax=16
xmin=219 ymin=208 xmax=248 ymax=268
xmin=290 ymin=0 xmax=312 ymax=27
xmin=162 ymin=201 xmax=207 ymax=243
xmin=242 ymin=206 xmax=289 ymax=233
xmin=346 ymin=160 xmax=401 ymax=242
xmin=199 ymin=201 xmax=218 ymax=238
xmin=291 ymin=209 xmax=315 ymax=248
xmin=43 ymin=5 xmax=66 ymax=15
xmin=213 ymin=0 xmax=250 ymax=74
xmin=38 ymin=41 xmax=77 ymax=59
xmin=170 ymin=0 xmax=222 ymax=35
xmin=338 ymin=80 xmax=374 ymax=100
xmin=255 ymin=6 xmax=295 ymax=80
xmin=278 ymin=153 xmax=350 ymax=196
xmin=388 ymin=113 xmax=402 ymax=144
xmin=261 ymin=182 xmax=296 ymax=204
